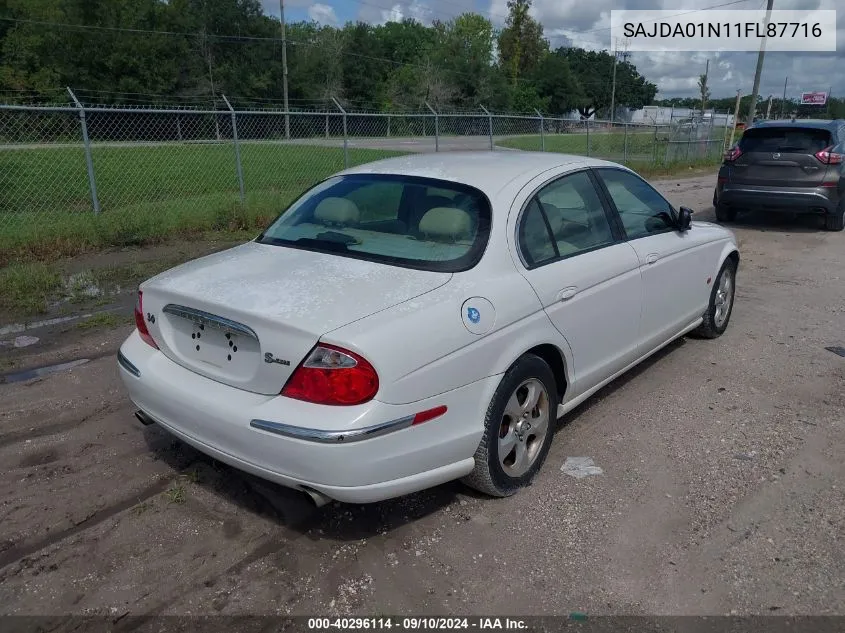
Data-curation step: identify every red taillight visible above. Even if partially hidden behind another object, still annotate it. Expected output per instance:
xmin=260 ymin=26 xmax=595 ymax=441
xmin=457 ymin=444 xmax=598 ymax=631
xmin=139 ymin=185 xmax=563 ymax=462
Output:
xmin=821 ymin=181 xmax=838 ymax=188
xmin=134 ymin=290 xmax=159 ymax=349
xmin=282 ymin=344 xmax=378 ymax=406
xmin=723 ymin=146 xmax=742 ymax=162
xmin=815 ymin=146 xmax=843 ymax=164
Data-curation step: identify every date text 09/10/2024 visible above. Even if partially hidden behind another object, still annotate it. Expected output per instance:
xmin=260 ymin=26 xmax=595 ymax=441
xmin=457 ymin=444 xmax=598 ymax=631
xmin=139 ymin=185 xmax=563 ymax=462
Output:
xmin=307 ymin=617 xmax=530 ymax=630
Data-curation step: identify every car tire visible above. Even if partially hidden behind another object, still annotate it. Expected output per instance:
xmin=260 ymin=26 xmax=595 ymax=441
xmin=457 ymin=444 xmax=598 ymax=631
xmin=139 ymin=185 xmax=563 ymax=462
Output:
xmin=823 ymin=210 xmax=844 ymax=232
xmin=462 ymin=354 xmax=558 ymax=498
xmin=693 ymin=257 xmax=737 ymax=340
xmin=715 ymin=203 xmax=737 ymax=223
xmin=712 ymin=188 xmax=718 ymax=207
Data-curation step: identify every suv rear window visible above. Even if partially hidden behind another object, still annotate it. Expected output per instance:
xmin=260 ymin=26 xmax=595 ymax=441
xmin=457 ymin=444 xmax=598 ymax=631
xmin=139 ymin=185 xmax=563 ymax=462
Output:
xmin=257 ymin=174 xmax=491 ymax=272
xmin=739 ymin=127 xmax=831 ymax=153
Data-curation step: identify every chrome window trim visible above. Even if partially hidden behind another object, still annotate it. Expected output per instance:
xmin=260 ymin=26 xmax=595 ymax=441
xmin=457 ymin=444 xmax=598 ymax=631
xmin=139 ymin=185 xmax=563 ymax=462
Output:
xmin=163 ymin=304 xmax=258 ymax=341
xmin=249 ymin=415 xmax=415 ymax=443
xmin=117 ymin=350 xmax=140 ymax=377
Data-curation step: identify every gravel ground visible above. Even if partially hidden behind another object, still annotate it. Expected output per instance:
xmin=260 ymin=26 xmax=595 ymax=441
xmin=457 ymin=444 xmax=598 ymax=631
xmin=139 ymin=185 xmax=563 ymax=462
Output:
xmin=1 ymin=171 xmax=844 ymax=617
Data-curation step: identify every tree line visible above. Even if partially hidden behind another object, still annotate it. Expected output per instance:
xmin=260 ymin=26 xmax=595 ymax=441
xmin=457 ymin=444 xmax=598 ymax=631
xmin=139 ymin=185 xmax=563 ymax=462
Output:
xmin=1 ymin=0 xmax=659 ymax=116
xmin=2 ymin=0 xmax=840 ymax=119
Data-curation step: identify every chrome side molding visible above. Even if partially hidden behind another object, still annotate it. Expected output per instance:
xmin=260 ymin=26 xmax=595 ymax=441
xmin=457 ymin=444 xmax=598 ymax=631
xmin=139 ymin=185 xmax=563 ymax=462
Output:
xmin=249 ymin=416 xmax=415 ymax=443
xmin=163 ymin=304 xmax=258 ymax=340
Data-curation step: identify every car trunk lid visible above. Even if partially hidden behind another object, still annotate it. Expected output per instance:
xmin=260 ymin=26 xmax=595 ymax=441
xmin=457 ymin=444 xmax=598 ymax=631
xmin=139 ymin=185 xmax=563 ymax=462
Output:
xmin=728 ymin=126 xmax=833 ymax=187
xmin=139 ymin=241 xmax=451 ymax=395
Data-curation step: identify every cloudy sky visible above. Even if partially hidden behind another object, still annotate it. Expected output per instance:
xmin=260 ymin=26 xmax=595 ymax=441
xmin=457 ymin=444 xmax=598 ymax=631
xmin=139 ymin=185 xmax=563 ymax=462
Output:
xmin=263 ymin=0 xmax=844 ymax=101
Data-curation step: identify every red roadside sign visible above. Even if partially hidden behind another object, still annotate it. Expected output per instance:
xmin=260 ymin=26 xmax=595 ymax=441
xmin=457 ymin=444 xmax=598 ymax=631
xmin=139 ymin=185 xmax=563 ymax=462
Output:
xmin=800 ymin=91 xmax=828 ymax=105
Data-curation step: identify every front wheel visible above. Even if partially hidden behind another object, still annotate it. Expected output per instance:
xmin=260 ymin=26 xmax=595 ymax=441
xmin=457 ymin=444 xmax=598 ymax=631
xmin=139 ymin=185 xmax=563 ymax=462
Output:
xmin=715 ymin=203 xmax=737 ymax=223
xmin=693 ymin=258 xmax=737 ymax=339
xmin=462 ymin=354 xmax=558 ymax=497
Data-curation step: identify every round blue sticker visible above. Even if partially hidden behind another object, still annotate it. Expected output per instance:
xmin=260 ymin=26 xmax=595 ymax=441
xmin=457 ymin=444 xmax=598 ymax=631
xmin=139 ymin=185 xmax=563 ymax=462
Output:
xmin=467 ymin=307 xmax=481 ymax=324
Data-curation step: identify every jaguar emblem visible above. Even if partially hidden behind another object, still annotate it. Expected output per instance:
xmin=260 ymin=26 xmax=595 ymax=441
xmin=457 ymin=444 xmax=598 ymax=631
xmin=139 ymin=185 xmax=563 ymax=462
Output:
xmin=264 ymin=352 xmax=290 ymax=366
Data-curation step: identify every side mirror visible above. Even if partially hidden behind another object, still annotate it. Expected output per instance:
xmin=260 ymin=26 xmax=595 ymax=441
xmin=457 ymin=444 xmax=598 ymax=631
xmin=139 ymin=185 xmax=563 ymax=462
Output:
xmin=677 ymin=206 xmax=693 ymax=231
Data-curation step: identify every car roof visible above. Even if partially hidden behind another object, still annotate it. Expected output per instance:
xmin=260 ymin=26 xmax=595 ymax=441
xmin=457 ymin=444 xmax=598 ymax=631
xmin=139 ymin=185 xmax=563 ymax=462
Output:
xmin=338 ymin=151 xmax=619 ymax=197
xmin=750 ymin=119 xmax=844 ymax=132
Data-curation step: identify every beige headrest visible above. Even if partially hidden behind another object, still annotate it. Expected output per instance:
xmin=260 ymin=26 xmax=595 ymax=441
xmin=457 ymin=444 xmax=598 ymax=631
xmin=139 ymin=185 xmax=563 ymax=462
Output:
xmin=418 ymin=207 xmax=471 ymax=240
xmin=314 ymin=197 xmax=360 ymax=225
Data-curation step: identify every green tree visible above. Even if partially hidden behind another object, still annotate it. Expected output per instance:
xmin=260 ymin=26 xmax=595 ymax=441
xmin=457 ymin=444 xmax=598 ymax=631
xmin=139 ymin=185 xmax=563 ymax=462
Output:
xmin=497 ymin=0 xmax=548 ymax=86
xmin=533 ymin=52 xmax=584 ymax=115
xmin=560 ymin=48 xmax=656 ymax=118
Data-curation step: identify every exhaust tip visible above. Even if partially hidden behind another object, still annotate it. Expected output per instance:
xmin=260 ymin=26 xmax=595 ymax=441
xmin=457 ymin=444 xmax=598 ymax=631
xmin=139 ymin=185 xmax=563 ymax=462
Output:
xmin=301 ymin=486 xmax=332 ymax=508
xmin=135 ymin=410 xmax=155 ymax=426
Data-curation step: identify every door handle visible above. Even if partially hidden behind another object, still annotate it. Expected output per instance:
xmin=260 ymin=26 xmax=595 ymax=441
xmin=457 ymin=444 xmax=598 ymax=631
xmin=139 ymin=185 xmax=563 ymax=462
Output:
xmin=645 ymin=253 xmax=660 ymax=265
xmin=556 ymin=287 xmax=578 ymax=302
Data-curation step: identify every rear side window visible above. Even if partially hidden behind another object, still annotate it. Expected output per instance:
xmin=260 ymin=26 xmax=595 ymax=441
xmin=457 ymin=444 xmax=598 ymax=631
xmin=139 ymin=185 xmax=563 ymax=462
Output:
xmin=258 ymin=174 xmax=491 ymax=272
xmin=739 ymin=127 xmax=832 ymax=153
xmin=517 ymin=171 xmax=616 ymax=268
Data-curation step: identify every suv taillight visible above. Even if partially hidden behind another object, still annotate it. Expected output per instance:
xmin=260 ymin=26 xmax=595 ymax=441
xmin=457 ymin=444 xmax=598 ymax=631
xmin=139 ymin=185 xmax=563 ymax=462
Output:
xmin=282 ymin=344 xmax=379 ymax=406
xmin=723 ymin=146 xmax=742 ymax=162
xmin=134 ymin=290 xmax=159 ymax=349
xmin=815 ymin=146 xmax=843 ymax=164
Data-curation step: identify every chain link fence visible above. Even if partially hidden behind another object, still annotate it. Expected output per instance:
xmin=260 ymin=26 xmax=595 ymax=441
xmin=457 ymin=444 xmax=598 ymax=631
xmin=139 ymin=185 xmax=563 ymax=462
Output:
xmin=0 ymin=97 xmax=729 ymax=245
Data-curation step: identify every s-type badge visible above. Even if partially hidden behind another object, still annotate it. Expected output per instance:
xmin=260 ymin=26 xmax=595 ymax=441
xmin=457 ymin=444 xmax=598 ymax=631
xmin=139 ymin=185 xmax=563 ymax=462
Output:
xmin=264 ymin=352 xmax=290 ymax=366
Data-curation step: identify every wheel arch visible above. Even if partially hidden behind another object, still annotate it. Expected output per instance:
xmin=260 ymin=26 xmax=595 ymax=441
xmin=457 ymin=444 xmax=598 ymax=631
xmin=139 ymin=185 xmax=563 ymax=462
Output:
xmin=503 ymin=342 xmax=571 ymax=404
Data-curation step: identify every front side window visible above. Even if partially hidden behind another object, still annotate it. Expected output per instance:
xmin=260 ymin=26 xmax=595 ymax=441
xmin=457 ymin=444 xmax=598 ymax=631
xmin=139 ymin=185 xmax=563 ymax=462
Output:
xmin=257 ymin=174 xmax=491 ymax=272
xmin=517 ymin=170 xmax=615 ymax=267
xmin=598 ymin=169 xmax=676 ymax=240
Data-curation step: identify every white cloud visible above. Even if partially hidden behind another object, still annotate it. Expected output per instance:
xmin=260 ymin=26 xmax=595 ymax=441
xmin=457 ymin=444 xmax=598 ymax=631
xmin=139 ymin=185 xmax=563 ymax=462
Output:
xmin=308 ymin=3 xmax=339 ymax=25
xmin=487 ymin=0 xmax=845 ymax=99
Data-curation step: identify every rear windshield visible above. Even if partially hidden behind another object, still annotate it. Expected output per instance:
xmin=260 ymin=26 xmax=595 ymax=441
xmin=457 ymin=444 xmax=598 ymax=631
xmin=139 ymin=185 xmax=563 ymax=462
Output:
xmin=257 ymin=174 xmax=491 ymax=272
xmin=739 ymin=127 xmax=831 ymax=153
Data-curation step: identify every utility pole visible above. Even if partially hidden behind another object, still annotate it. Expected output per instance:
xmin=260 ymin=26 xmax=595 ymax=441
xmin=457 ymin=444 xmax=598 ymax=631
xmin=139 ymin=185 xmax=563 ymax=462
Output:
xmin=610 ymin=38 xmax=618 ymax=125
xmin=765 ymin=95 xmax=773 ymax=119
xmin=279 ymin=0 xmax=290 ymax=139
xmin=701 ymin=58 xmax=710 ymax=116
xmin=746 ymin=0 xmax=774 ymax=128
xmin=780 ymin=76 xmax=788 ymax=118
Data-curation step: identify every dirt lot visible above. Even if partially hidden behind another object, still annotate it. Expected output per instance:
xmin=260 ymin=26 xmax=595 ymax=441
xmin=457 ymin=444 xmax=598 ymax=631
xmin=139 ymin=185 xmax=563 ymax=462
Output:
xmin=1 ymin=171 xmax=844 ymax=617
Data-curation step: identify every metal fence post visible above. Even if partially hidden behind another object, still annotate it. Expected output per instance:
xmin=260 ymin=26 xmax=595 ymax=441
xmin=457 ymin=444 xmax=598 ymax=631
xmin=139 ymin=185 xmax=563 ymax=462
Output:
xmin=387 ymin=114 xmax=391 ymax=138
xmin=66 ymin=87 xmax=101 ymax=214
xmin=652 ymin=125 xmax=659 ymax=163
xmin=325 ymin=113 xmax=330 ymax=139
xmin=623 ymin=123 xmax=629 ymax=162
xmin=332 ymin=97 xmax=349 ymax=167
xmin=425 ymin=101 xmax=439 ymax=152
xmin=222 ymin=95 xmax=245 ymax=203
xmin=534 ymin=109 xmax=545 ymax=151
xmin=480 ymin=105 xmax=493 ymax=151
xmin=586 ymin=119 xmax=592 ymax=156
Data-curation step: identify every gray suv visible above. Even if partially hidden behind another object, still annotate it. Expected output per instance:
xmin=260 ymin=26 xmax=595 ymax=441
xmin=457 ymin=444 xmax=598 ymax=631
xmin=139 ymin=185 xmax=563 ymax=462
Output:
xmin=714 ymin=119 xmax=844 ymax=231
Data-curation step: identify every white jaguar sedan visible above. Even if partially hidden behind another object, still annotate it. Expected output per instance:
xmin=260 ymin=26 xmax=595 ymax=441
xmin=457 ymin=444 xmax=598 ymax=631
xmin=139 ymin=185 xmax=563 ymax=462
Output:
xmin=118 ymin=151 xmax=739 ymax=505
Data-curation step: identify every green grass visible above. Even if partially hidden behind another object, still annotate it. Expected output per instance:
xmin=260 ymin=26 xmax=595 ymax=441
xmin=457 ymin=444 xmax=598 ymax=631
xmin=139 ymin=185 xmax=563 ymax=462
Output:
xmin=0 ymin=142 xmax=404 ymax=264
xmin=0 ymin=262 xmax=63 ymax=317
xmin=76 ymin=312 xmax=129 ymax=330
xmin=498 ymin=132 xmax=724 ymax=174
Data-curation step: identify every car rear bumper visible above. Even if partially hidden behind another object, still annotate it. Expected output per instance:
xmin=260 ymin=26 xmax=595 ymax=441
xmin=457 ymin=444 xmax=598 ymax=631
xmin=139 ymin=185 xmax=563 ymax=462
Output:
xmin=118 ymin=330 xmax=497 ymax=503
xmin=717 ymin=183 xmax=838 ymax=213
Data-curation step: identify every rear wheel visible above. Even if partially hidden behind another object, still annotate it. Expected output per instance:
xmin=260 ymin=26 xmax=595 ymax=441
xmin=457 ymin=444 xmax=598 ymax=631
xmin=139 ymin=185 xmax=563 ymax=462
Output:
xmin=824 ymin=210 xmax=844 ymax=232
xmin=712 ymin=188 xmax=718 ymax=207
xmin=693 ymin=258 xmax=737 ymax=339
xmin=715 ymin=203 xmax=737 ymax=223
xmin=462 ymin=354 xmax=557 ymax=497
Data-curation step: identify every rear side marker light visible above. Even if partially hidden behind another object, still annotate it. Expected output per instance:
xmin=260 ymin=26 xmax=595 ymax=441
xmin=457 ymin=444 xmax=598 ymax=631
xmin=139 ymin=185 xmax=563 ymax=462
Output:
xmin=134 ymin=290 xmax=159 ymax=349
xmin=282 ymin=344 xmax=379 ymax=406
xmin=412 ymin=405 xmax=447 ymax=425
xmin=815 ymin=146 xmax=844 ymax=165
xmin=821 ymin=181 xmax=837 ymax=188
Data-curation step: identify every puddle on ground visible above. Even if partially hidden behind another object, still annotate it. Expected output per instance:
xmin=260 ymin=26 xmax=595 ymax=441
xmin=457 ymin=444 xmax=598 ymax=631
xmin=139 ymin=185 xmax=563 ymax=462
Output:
xmin=1 ymin=359 xmax=90 ymax=385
